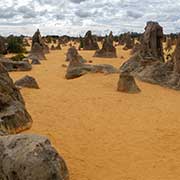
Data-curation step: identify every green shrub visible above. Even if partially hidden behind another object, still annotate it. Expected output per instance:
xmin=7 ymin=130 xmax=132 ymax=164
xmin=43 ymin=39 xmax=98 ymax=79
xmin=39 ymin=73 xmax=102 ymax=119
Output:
xmin=10 ymin=54 xmax=26 ymax=61
xmin=7 ymin=35 xmax=26 ymax=53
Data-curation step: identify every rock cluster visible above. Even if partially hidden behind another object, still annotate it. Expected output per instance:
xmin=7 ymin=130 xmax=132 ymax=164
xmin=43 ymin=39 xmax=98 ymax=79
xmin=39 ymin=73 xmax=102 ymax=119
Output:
xmin=65 ymin=47 xmax=118 ymax=79
xmin=120 ymin=22 xmax=180 ymax=90
xmin=0 ymin=58 xmax=32 ymax=72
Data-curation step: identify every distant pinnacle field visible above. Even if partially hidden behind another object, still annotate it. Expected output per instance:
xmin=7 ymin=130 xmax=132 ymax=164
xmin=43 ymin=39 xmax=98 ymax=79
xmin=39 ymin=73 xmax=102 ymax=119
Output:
xmin=9 ymin=44 xmax=180 ymax=180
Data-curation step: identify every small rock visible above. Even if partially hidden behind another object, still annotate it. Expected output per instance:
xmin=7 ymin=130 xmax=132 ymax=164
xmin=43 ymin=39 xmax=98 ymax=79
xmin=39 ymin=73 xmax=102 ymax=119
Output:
xmin=15 ymin=75 xmax=39 ymax=89
xmin=31 ymin=58 xmax=41 ymax=65
xmin=117 ymin=72 xmax=141 ymax=93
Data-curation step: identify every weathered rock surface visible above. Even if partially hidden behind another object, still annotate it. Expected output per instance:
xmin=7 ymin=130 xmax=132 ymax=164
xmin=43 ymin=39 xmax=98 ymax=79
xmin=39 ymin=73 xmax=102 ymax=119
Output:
xmin=123 ymin=33 xmax=134 ymax=50
xmin=83 ymin=31 xmax=99 ymax=50
xmin=65 ymin=47 xmax=118 ymax=79
xmin=29 ymin=43 xmax=46 ymax=60
xmin=15 ymin=75 xmax=39 ymax=89
xmin=31 ymin=58 xmax=41 ymax=65
xmin=66 ymin=46 xmax=86 ymax=63
xmin=0 ymin=58 xmax=32 ymax=72
xmin=32 ymin=29 xmax=49 ymax=54
xmin=120 ymin=33 xmax=180 ymax=90
xmin=0 ymin=134 xmax=69 ymax=180
xmin=117 ymin=72 xmax=141 ymax=93
xmin=131 ymin=42 xmax=141 ymax=55
xmin=140 ymin=21 xmax=164 ymax=62
xmin=94 ymin=32 xmax=117 ymax=58
xmin=0 ymin=63 xmax=32 ymax=135
xmin=29 ymin=29 xmax=48 ymax=60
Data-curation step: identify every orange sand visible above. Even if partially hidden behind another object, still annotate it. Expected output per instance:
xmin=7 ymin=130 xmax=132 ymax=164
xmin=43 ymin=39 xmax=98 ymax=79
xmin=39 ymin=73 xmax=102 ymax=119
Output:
xmin=10 ymin=46 xmax=180 ymax=180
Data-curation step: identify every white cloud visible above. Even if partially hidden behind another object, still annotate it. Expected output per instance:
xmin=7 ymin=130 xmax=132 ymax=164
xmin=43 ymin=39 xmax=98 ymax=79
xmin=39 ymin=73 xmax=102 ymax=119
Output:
xmin=0 ymin=0 xmax=179 ymax=36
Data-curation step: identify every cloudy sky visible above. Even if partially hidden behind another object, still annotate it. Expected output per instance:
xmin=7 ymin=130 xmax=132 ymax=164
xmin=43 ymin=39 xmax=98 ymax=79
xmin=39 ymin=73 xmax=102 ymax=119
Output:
xmin=0 ymin=0 xmax=180 ymax=36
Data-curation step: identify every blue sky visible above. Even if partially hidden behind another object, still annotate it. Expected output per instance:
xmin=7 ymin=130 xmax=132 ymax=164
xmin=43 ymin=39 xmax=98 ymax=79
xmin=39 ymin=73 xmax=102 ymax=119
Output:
xmin=0 ymin=0 xmax=180 ymax=36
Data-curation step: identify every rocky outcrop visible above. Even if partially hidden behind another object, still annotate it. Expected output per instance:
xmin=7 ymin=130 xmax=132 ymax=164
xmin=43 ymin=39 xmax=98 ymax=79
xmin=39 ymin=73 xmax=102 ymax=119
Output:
xmin=31 ymin=58 xmax=41 ymax=65
xmin=66 ymin=46 xmax=86 ymax=63
xmin=123 ymin=33 xmax=134 ymax=50
xmin=140 ymin=21 xmax=164 ymax=62
xmin=29 ymin=43 xmax=46 ymax=60
xmin=29 ymin=29 xmax=48 ymax=60
xmin=32 ymin=29 xmax=49 ymax=53
xmin=0 ymin=58 xmax=32 ymax=72
xmin=0 ymin=134 xmax=69 ymax=180
xmin=131 ymin=42 xmax=141 ymax=55
xmin=15 ymin=75 xmax=40 ymax=89
xmin=117 ymin=72 xmax=141 ymax=93
xmin=83 ymin=31 xmax=99 ymax=50
xmin=65 ymin=47 xmax=118 ymax=79
xmin=119 ymin=22 xmax=180 ymax=90
xmin=94 ymin=32 xmax=117 ymax=58
xmin=0 ymin=63 xmax=32 ymax=135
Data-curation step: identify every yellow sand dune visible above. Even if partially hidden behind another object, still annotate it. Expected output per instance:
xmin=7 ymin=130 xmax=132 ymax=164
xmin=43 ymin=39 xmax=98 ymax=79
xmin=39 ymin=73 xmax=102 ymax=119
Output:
xmin=10 ymin=46 xmax=180 ymax=180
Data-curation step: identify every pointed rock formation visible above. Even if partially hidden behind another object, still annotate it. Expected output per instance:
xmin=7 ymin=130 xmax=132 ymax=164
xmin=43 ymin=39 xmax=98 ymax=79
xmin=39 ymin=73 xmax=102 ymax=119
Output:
xmin=83 ymin=31 xmax=99 ymax=50
xmin=29 ymin=42 xmax=46 ymax=60
xmin=123 ymin=33 xmax=134 ymax=50
xmin=0 ymin=63 xmax=32 ymax=135
xmin=117 ymin=72 xmax=141 ymax=93
xmin=140 ymin=21 xmax=164 ymax=62
xmin=120 ymin=22 xmax=180 ymax=90
xmin=29 ymin=29 xmax=48 ymax=60
xmin=94 ymin=32 xmax=117 ymax=58
xmin=66 ymin=46 xmax=86 ymax=63
xmin=15 ymin=75 xmax=40 ymax=89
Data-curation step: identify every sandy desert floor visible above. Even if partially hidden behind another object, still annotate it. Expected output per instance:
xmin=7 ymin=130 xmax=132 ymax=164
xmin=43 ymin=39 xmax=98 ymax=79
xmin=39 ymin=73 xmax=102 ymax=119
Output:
xmin=9 ymin=45 xmax=180 ymax=180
